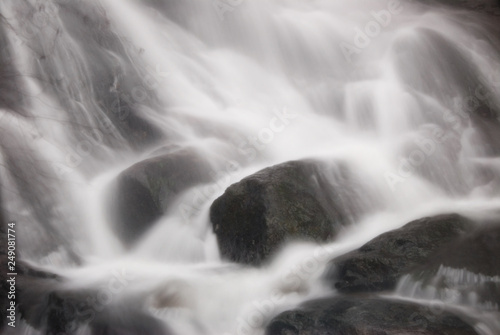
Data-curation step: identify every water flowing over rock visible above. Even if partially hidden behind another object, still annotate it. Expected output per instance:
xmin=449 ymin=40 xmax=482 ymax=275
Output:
xmin=17 ymin=280 xmax=170 ymax=335
xmin=39 ymin=0 xmax=163 ymax=150
xmin=1 ymin=258 xmax=60 ymax=332
xmin=1 ymin=0 xmax=500 ymax=334
xmin=325 ymin=214 xmax=475 ymax=293
xmin=0 ymin=23 xmax=25 ymax=113
xmin=210 ymin=160 xmax=367 ymax=265
xmin=110 ymin=147 xmax=213 ymax=246
xmin=395 ymin=223 xmax=500 ymax=310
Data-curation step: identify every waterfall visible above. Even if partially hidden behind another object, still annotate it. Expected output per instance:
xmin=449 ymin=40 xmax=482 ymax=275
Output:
xmin=1 ymin=0 xmax=500 ymax=334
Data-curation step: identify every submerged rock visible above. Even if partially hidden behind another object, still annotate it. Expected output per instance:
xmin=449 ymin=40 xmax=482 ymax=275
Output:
xmin=110 ymin=147 xmax=213 ymax=246
xmin=0 ymin=24 xmax=25 ymax=112
xmin=266 ymin=296 xmax=478 ymax=335
xmin=0 ymin=258 xmax=60 ymax=332
xmin=394 ymin=27 xmax=500 ymax=160
xmin=45 ymin=0 xmax=163 ymax=149
xmin=17 ymin=279 xmax=169 ymax=335
xmin=1 ymin=256 xmax=170 ymax=335
xmin=397 ymin=265 xmax=500 ymax=313
xmin=210 ymin=160 xmax=366 ymax=265
xmin=324 ymin=214 xmax=475 ymax=293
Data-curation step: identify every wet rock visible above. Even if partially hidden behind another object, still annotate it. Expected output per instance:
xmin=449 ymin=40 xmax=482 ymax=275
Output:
xmin=325 ymin=214 xmax=475 ymax=293
xmin=24 ymin=286 xmax=87 ymax=334
xmin=422 ymin=222 xmax=500 ymax=276
xmin=399 ymin=222 xmax=500 ymax=307
xmin=0 ymin=256 xmax=60 ymax=332
xmin=17 ymin=281 xmax=169 ymax=335
xmin=110 ymin=147 xmax=213 ymax=246
xmin=210 ymin=160 xmax=364 ymax=265
xmin=266 ymin=296 xmax=478 ymax=335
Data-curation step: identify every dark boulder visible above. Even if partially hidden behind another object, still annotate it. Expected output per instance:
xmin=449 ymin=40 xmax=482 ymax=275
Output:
xmin=325 ymin=214 xmax=475 ymax=293
xmin=110 ymin=147 xmax=213 ymax=246
xmin=210 ymin=160 xmax=364 ymax=265
xmin=266 ymin=296 xmax=479 ymax=335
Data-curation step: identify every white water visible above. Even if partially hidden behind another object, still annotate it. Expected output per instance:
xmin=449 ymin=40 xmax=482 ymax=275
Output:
xmin=1 ymin=0 xmax=500 ymax=334
xmin=397 ymin=266 xmax=500 ymax=311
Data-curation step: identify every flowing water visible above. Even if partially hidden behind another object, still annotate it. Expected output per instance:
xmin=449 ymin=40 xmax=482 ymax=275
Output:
xmin=1 ymin=0 xmax=500 ymax=334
